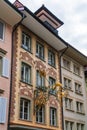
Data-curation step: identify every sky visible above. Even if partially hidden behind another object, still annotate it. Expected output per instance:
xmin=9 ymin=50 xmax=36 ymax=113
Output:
xmin=9 ymin=0 xmax=87 ymax=56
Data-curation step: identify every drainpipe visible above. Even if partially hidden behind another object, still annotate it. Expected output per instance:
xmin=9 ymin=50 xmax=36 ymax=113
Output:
xmin=7 ymin=14 xmax=26 ymax=130
xmin=59 ymin=45 xmax=69 ymax=130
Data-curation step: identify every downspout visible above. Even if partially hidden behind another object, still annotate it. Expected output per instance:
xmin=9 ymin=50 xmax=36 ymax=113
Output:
xmin=7 ymin=13 xmax=26 ymax=130
xmin=59 ymin=45 xmax=69 ymax=130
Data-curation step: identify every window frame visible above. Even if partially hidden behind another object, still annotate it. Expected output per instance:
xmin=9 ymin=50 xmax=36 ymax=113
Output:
xmin=50 ymin=107 xmax=57 ymax=126
xmin=49 ymin=77 xmax=56 ymax=95
xmin=20 ymin=98 xmax=31 ymax=121
xmin=0 ymin=20 xmax=5 ymax=41
xmin=36 ymin=41 xmax=44 ymax=60
xmin=36 ymin=70 xmax=45 ymax=88
xmin=65 ymin=98 xmax=73 ymax=110
xmin=21 ymin=62 xmax=31 ymax=84
xmin=65 ymin=121 xmax=74 ymax=130
xmin=48 ymin=50 xmax=55 ymax=67
xmin=22 ymin=32 xmax=31 ymax=52
xmin=75 ymin=82 xmax=82 ymax=94
xmin=64 ymin=77 xmax=72 ymax=90
xmin=73 ymin=64 xmax=80 ymax=76
xmin=63 ymin=58 xmax=70 ymax=70
xmin=36 ymin=105 xmax=45 ymax=123
xmin=76 ymin=101 xmax=84 ymax=114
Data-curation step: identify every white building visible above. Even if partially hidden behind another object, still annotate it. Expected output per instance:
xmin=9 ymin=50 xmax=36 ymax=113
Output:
xmin=61 ymin=45 xmax=87 ymax=130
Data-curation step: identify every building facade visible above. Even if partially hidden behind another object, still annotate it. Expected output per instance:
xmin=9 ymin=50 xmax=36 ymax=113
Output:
xmin=61 ymin=47 xmax=87 ymax=130
xmin=9 ymin=1 xmax=67 ymax=130
xmin=0 ymin=1 xmax=22 ymax=130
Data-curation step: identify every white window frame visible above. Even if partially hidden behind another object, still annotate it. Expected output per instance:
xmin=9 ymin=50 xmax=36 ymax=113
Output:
xmin=21 ymin=62 xmax=31 ymax=84
xmin=36 ymin=70 xmax=45 ymax=88
xmin=22 ymin=32 xmax=31 ymax=51
xmin=65 ymin=98 xmax=73 ymax=110
xmin=48 ymin=50 xmax=55 ymax=67
xmin=36 ymin=42 xmax=44 ymax=60
xmin=36 ymin=106 xmax=45 ymax=123
xmin=76 ymin=101 xmax=84 ymax=113
xmin=73 ymin=64 xmax=80 ymax=75
xmin=63 ymin=58 xmax=70 ymax=70
xmin=0 ymin=56 xmax=10 ymax=78
xmin=50 ymin=107 xmax=57 ymax=126
xmin=20 ymin=98 xmax=31 ymax=120
xmin=64 ymin=77 xmax=71 ymax=89
xmin=65 ymin=121 xmax=74 ymax=130
xmin=75 ymin=82 xmax=82 ymax=94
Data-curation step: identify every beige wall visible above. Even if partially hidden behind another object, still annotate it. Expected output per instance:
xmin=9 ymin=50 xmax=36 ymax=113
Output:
xmin=61 ymin=55 xmax=87 ymax=130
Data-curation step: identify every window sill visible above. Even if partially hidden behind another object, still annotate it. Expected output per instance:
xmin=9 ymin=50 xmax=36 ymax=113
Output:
xmin=64 ymin=87 xmax=73 ymax=92
xmin=62 ymin=66 xmax=72 ymax=72
xmin=20 ymin=80 xmax=33 ymax=87
xmin=19 ymin=118 xmax=32 ymax=122
xmin=21 ymin=46 xmax=33 ymax=54
xmin=50 ymin=125 xmax=58 ymax=128
xmin=75 ymin=91 xmax=83 ymax=96
xmin=35 ymin=55 xmax=45 ymax=62
xmin=36 ymin=122 xmax=46 ymax=125
xmin=76 ymin=111 xmax=85 ymax=115
xmin=48 ymin=63 xmax=56 ymax=69
xmin=65 ymin=108 xmax=74 ymax=112
xmin=36 ymin=86 xmax=47 ymax=92
xmin=73 ymin=72 xmax=82 ymax=78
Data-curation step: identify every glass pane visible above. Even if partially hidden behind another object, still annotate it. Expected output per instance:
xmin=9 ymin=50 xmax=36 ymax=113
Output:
xmin=0 ymin=22 xmax=3 ymax=39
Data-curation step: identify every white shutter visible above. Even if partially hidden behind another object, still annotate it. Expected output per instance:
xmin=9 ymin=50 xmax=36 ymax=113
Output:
xmin=0 ymin=97 xmax=7 ymax=123
xmin=2 ymin=57 xmax=10 ymax=78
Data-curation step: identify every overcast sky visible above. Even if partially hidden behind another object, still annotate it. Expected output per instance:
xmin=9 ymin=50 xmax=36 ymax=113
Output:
xmin=10 ymin=0 xmax=87 ymax=56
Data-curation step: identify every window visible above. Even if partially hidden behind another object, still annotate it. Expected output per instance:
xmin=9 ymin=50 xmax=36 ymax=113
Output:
xmin=36 ymin=42 xmax=44 ymax=60
xmin=77 ymin=123 xmax=84 ymax=130
xmin=76 ymin=101 xmax=84 ymax=113
xmin=0 ymin=97 xmax=7 ymax=123
xmin=22 ymin=32 xmax=31 ymax=52
xmin=63 ymin=58 xmax=70 ymax=70
xmin=48 ymin=50 xmax=55 ymax=67
xmin=65 ymin=121 xmax=74 ymax=130
xmin=20 ymin=98 xmax=31 ymax=120
xmin=49 ymin=77 xmax=56 ymax=95
xmin=0 ymin=21 xmax=4 ymax=40
xmin=36 ymin=70 xmax=45 ymax=88
xmin=64 ymin=77 xmax=71 ymax=90
xmin=21 ymin=62 xmax=31 ymax=84
xmin=75 ymin=83 xmax=82 ymax=94
xmin=73 ymin=64 xmax=80 ymax=75
xmin=0 ymin=56 xmax=10 ymax=78
xmin=36 ymin=106 xmax=45 ymax=123
xmin=65 ymin=98 xmax=73 ymax=110
xmin=50 ymin=107 xmax=57 ymax=126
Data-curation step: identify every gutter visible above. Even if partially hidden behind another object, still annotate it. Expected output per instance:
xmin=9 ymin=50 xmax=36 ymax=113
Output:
xmin=59 ymin=45 xmax=69 ymax=130
xmin=7 ymin=13 xmax=26 ymax=130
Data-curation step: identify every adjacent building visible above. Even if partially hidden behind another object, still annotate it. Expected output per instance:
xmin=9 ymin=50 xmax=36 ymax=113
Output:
xmin=61 ymin=46 xmax=87 ymax=130
xmin=0 ymin=0 xmax=22 ymax=130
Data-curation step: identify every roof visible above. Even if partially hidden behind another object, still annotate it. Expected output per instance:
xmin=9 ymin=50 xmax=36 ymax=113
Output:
xmin=21 ymin=6 xmax=67 ymax=51
xmin=34 ymin=4 xmax=64 ymax=26
xmin=0 ymin=0 xmax=23 ymax=26
xmin=64 ymin=44 xmax=87 ymax=66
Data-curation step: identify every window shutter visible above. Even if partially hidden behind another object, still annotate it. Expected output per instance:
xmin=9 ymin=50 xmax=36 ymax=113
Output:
xmin=2 ymin=57 xmax=10 ymax=78
xmin=0 ymin=97 xmax=7 ymax=123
